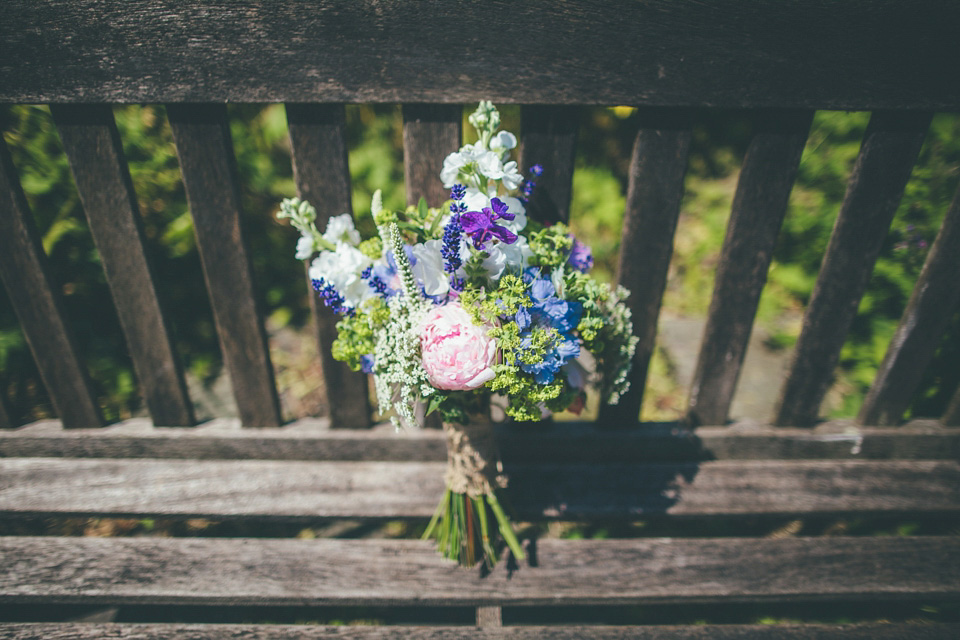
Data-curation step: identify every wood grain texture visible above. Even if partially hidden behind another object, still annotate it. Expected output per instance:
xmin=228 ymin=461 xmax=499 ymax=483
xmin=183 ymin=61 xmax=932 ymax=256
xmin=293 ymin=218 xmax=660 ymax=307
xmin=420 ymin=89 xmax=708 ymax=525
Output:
xmin=600 ymin=110 xmax=693 ymax=425
xmin=0 ymin=396 xmax=12 ymax=430
xmin=1 ymin=536 xmax=957 ymax=606
xmin=0 ymin=624 xmax=957 ymax=640
xmin=166 ymin=104 xmax=282 ymax=428
xmin=519 ymin=106 xmax=579 ymax=224
xmin=402 ymin=104 xmax=462 ymax=207
xmin=1 ymin=458 xmax=956 ymax=520
xmin=3 ymin=1 xmax=960 ymax=109
xmin=945 ymin=385 xmax=960 ymax=427
xmin=3 ymin=419 xmax=958 ymax=462
xmin=687 ymin=111 xmax=813 ymax=427
xmin=858 ymin=183 xmax=960 ymax=425
xmin=286 ymin=103 xmax=371 ymax=428
xmin=49 ymin=104 xmax=195 ymax=427
xmin=0 ymin=136 xmax=103 ymax=429
xmin=775 ymin=112 xmax=932 ymax=427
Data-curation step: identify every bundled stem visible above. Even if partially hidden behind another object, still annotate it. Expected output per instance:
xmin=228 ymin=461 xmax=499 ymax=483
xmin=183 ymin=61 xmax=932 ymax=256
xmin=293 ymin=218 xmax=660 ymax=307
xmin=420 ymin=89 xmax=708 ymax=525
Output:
xmin=421 ymin=420 xmax=524 ymax=568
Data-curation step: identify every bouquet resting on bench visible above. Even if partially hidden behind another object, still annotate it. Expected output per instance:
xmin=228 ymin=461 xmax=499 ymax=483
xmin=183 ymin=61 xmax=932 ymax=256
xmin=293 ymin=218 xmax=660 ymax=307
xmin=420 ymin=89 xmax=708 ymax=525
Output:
xmin=280 ymin=102 xmax=637 ymax=568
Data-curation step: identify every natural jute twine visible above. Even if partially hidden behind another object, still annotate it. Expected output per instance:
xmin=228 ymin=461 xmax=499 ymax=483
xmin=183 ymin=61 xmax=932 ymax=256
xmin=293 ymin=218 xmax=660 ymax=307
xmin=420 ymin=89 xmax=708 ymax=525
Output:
xmin=443 ymin=419 xmax=507 ymax=497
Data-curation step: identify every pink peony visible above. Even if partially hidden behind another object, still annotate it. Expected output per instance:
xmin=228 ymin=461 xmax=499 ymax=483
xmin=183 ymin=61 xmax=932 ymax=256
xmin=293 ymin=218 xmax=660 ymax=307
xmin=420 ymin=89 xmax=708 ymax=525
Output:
xmin=420 ymin=302 xmax=497 ymax=390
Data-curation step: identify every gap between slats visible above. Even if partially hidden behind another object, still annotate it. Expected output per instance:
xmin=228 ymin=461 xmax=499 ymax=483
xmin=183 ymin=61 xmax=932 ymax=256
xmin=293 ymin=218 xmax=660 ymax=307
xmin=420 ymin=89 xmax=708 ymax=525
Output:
xmin=166 ymin=104 xmax=282 ymax=428
xmin=775 ymin=111 xmax=932 ymax=427
xmin=49 ymin=104 xmax=194 ymax=427
xmin=0 ymin=135 xmax=103 ymax=428
xmin=286 ymin=103 xmax=371 ymax=429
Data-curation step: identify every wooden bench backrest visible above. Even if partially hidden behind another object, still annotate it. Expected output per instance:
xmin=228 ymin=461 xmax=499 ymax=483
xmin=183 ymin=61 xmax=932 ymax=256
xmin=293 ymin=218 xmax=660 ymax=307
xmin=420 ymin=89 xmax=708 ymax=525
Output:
xmin=2 ymin=1 xmax=960 ymax=431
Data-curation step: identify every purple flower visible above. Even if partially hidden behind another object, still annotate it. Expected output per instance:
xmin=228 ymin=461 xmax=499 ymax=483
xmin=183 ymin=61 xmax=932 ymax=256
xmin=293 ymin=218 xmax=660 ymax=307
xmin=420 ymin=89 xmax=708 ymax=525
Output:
xmin=460 ymin=197 xmax=518 ymax=250
xmin=567 ymin=237 xmax=594 ymax=273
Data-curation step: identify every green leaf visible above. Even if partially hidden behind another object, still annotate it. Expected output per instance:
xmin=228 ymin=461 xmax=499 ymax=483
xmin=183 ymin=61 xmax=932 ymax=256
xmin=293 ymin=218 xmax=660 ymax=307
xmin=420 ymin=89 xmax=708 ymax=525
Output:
xmin=426 ymin=394 xmax=444 ymax=416
xmin=417 ymin=196 xmax=428 ymax=221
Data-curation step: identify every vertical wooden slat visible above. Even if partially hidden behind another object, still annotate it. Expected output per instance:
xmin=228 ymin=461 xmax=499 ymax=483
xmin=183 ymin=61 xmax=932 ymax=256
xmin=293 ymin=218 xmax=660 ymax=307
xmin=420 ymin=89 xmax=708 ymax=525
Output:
xmin=775 ymin=111 xmax=932 ymax=427
xmin=166 ymin=103 xmax=282 ymax=428
xmin=0 ymin=135 xmax=103 ymax=428
xmin=0 ymin=394 xmax=12 ymax=429
xmin=402 ymin=104 xmax=462 ymax=207
xmin=476 ymin=605 xmax=502 ymax=628
xmin=50 ymin=104 xmax=195 ymax=427
xmin=286 ymin=103 xmax=371 ymax=429
xmin=859 ymin=183 xmax=960 ymax=426
xmin=944 ymin=385 xmax=960 ymax=427
xmin=686 ymin=110 xmax=813 ymax=427
xmin=599 ymin=109 xmax=693 ymax=425
xmin=519 ymin=105 xmax=580 ymax=224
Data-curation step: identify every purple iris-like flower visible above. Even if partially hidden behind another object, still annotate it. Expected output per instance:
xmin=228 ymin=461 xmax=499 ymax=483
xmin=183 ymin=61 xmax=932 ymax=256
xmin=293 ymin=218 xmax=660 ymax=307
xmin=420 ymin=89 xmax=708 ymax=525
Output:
xmin=460 ymin=197 xmax=518 ymax=250
xmin=567 ymin=237 xmax=594 ymax=273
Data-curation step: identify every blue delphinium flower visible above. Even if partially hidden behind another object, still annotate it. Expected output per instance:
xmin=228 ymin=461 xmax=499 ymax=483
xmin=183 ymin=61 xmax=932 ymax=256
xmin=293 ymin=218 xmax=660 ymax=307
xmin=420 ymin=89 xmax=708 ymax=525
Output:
xmin=512 ymin=271 xmax=582 ymax=383
xmin=567 ymin=236 xmax=594 ymax=273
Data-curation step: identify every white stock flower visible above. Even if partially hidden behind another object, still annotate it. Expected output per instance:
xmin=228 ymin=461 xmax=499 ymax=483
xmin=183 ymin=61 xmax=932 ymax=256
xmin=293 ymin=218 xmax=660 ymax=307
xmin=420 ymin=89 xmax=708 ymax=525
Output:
xmin=309 ymin=242 xmax=373 ymax=308
xmin=295 ymin=234 xmax=315 ymax=260
xmin=481 ymin=236 xmax=532 ymax=282
xmin=322 ymin=214 xmax=361 ymax=246
xmin=500 ymin=161 xmax=523 ymax=191
xmin=499 ymin=196 xmax=527 ymax=233
xmin=489 ymin=131 xmax=517 ymax=159
xmin=476 ymin=151 xmax=505 ymax=181
xmin=411 ymin=239 xmax=449 ymax=297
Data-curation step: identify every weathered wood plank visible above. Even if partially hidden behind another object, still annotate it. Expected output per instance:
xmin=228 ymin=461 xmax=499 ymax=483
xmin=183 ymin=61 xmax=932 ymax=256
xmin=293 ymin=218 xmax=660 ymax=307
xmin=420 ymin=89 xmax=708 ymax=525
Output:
xmin=775 ymin=111 xmax=932 ymax=427
xmin=402 ymin=104 xmax=462 ymax=207
xmin=0 ymin=396 xmax=12 ymax=430
xmin=858 ymin=182 xmax=960 ymax=425
xmin=1 ymin=458 xmax=956 ymax=520
xmin=49 ymin=104 xmax=195 ymax=427
xmin=2 ymin=419 xmax=958 ymax=462
xmin=1 ymin=536 xmax=957 ymax=606
xmin=166 ymin=103 xmax=282 ymax=428
xmin=945 ymin=385 xmax=960 ymax=427
xmin=2 ymin=623 xmax=957 ymax=640
xmin=0 ymin=135 xmax=103 ymax=428
xmin=3 ymin=2 xmax=960 ymax=110
xmin=600 ymin=110 xmax=692 ymax=424
xmin=687 ymin=110 xmax=813 ymax=427
xmin=286 ymin=103 xmax=371 ymax=428
xmin=519 ymin=105 xmax=580 ymax=224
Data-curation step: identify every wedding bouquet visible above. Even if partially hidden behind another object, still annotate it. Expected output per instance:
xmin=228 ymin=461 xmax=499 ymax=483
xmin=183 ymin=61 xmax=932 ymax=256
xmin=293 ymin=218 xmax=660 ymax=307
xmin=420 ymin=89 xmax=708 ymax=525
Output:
xmin=279 ymin=102 xmax=637 ymax=568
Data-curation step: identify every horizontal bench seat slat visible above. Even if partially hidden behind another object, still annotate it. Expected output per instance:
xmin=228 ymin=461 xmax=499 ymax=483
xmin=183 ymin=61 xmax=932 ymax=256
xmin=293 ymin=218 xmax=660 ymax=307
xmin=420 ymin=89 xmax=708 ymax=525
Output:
xmin=775 ymin=111 xmax=932 ymax=426
xmin=2 ymin=420 xmax=958 ymax=461
xmin=859 ymin=182 xmax=960 ymax=425
xmin=3 ymin=2 xmax=960 ymax=109
xmin=49 ymin=104 xmax=195 ymax=427
xmin=601 ymin=110 xmax=693 ymax=423
xmin=0 ymin=136 xmax=103 ymax=429
xmin=166 ymin=104 xmax=282 ymax=428
xmin=1 ymin=536 xmax=957 ymax=606
xmin=3 ymin=623 xmax=959 ymax=640
xmin=2 ymin=458 xmax=956 ymax=520
xmin=687 ymin=110 xmax=813 ymax=426
xmin=286 ymin=103 xmax=371 ymax=428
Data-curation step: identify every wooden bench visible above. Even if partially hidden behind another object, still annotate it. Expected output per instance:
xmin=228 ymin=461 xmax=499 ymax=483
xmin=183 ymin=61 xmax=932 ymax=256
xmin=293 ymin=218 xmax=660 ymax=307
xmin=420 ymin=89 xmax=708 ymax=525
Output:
xmin=2 ymin=1 xmax=959 ymax=637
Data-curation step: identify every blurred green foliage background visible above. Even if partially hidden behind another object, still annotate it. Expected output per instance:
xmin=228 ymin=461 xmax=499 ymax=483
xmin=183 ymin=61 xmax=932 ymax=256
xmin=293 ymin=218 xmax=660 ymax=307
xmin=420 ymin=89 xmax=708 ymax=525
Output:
xmin=1 ymin=104 xmax=958 ymax=425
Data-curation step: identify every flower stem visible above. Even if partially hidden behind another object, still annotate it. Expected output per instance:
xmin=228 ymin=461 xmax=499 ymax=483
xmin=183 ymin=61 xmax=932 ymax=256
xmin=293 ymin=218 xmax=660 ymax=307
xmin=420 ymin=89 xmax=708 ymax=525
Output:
xmin=487 ymin=491 xmax=525 ymax=562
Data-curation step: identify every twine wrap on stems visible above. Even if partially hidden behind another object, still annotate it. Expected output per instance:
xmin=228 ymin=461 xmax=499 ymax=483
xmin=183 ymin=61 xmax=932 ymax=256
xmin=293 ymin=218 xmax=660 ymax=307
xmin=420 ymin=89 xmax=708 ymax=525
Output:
xmin=443 ymin=420 xmax=507 ymax=497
